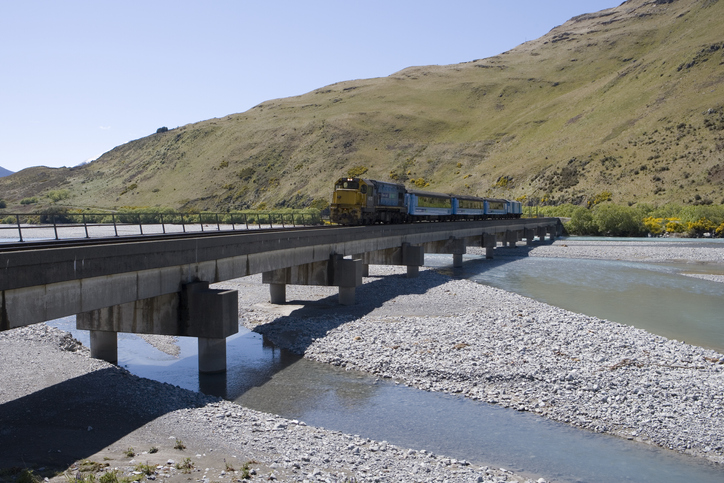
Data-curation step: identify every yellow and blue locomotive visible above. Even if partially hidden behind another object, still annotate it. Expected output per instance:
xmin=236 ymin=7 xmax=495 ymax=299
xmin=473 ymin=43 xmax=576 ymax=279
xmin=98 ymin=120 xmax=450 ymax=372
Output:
xmin=330 ymin=177 xmax=522 ymax=225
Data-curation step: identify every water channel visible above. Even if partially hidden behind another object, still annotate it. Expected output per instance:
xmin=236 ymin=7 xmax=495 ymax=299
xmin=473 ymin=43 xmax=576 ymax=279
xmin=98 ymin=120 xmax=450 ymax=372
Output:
xmin=48 ymin=237 xmax=724 ymax=482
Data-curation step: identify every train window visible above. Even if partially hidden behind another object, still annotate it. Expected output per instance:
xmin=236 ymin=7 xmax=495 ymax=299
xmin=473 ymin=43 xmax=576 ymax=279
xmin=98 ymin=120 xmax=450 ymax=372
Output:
xmin=488 ymin=201 xmax=505 ymax=210
xmin=417 ymin=196 xmax=451 ymax=208
xmin=340 ymin=181 xmax=359 ymax=189
xmin=361 ymin=185 xmax=367 ymax=194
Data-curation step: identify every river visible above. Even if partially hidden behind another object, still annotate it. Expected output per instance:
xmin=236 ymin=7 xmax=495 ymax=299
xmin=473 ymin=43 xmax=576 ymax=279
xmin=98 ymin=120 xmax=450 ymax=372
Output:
xmin=48 ymin=237 xmax=724 ymax=482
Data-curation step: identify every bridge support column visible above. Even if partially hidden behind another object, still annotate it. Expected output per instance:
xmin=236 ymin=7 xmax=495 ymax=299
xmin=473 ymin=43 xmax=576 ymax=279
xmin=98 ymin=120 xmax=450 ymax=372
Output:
xmin=482 ymin=234 xmax=496 ymax=259
xmin=333 ymin=256 xmax=363 ymax=305
xmin=452 ymin=253 xmax=464 ymax=268
xmin=269 ymin=283 xmax=286 ymax=304
xmin=526 ymin=228 xmax=536 ymax=246
xmin=355 ymin=243 xmax=424 ymax=278
xmin=262 ymin=255 xmax=363 ymax=305
xmin=77 ymin=282 xmax=238 ymax=373
xmin=198 ymin=337 xmax=227 ymax=374
xmin=90 ymin=330 xmax=117 ymax=364
xmin=402 ymin=243 xmax=424 ymax=278
xmin=421 ymin=237 xmax=465 ymax=268
xmin=354 ymin=254 xmax=370 ymax=277
xmin=548 ymin=225 xmax=558 ymax=242
xmin=505 ymin=230 xmax=517 ymax=248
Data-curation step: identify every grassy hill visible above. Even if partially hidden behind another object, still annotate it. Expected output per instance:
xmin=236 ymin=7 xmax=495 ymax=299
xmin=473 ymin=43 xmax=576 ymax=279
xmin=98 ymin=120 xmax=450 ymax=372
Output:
xmin=1 ymin=0 xmax=723 ymax=213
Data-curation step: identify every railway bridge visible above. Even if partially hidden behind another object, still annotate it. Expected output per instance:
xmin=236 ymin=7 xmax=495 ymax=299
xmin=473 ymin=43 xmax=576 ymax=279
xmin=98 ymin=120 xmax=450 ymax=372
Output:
xmin=0 ymin=219 xmax=562 ymax=373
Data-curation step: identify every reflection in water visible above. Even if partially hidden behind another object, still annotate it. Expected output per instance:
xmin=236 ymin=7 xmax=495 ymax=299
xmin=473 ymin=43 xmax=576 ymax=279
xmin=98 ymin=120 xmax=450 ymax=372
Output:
xmin=235 ymin=351 xmax=722 ymax=483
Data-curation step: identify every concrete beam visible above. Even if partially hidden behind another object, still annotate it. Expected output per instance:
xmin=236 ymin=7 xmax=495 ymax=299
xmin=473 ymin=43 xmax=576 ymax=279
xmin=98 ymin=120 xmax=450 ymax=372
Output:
xmin=77 ymin=282 xmax=238 ymax=339
xmin=423 ymin=237 xmax=466 ymax=268
xmin=78 ymin=281 xmax=238 ymax=372
xmin=262 ymin=254 xmax=363 ymax=305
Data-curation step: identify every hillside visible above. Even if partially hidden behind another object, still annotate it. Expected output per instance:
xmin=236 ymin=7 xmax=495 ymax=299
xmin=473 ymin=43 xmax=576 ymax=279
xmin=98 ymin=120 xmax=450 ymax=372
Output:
xmin=1 ymin=0 xmax=723 ymax=213
xmin=0 ymin=166 xmax=13 ymax=178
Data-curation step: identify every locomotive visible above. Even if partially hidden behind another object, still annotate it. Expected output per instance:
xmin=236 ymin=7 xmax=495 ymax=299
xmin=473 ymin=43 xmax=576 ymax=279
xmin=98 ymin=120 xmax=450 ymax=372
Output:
xmin=330 ymin=177 xmax=522 ymax=225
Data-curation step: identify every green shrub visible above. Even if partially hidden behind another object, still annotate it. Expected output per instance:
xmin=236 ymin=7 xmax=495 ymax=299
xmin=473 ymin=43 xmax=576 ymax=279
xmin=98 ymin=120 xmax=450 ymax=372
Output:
xmin=592 ymin=204 xmax=645 ymax=236
xmin=47 ymin=190 xmax=70 ymax=203
xmin=347 ymin=166 xmax=368 ymax=178
xmin=537 ymin=203 xmax=580 ymax=218
xmin=687 ymin=218 xmax=717 ymax=237
xmin=20 ymin=197 xmax=38 ymax=205
xmin=0 ymin=199 xmax=6 ymax=209
xmin=565 ymin=207 xmax=598 ymax=235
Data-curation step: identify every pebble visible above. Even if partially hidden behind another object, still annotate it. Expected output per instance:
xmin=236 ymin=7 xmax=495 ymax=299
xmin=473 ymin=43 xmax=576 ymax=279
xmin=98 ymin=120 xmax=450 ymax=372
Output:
xmin=243 ymin=240 xmax=724 ymax=466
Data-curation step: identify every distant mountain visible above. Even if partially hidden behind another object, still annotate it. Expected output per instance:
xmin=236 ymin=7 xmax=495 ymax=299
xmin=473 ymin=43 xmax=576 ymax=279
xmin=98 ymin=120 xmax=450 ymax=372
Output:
xmin=0 ymin=0 xmax=723 ymax=211
xmin=0 ymin=166 xmax=13 ymax=178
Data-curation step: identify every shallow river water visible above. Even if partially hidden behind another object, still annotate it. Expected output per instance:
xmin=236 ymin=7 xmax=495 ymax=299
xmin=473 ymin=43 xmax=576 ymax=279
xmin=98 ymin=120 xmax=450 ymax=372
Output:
xmin=47 ymin=238 xmax=724 ymax=482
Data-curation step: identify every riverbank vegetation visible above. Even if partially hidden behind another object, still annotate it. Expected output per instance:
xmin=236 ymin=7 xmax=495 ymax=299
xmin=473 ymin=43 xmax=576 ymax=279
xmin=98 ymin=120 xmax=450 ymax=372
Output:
xmin=539 ymin=203 xmax=724 ymax=238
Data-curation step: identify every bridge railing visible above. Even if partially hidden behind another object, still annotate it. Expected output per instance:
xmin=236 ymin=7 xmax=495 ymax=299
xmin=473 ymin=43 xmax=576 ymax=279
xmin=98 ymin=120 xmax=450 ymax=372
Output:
xmin=0 ymin=210 xmax=323 ymax=243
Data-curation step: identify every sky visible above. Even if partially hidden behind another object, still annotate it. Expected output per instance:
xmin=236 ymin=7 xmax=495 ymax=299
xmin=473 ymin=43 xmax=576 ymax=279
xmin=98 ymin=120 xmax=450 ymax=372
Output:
xmin=0 ymin=0 xmax=621 ymax=173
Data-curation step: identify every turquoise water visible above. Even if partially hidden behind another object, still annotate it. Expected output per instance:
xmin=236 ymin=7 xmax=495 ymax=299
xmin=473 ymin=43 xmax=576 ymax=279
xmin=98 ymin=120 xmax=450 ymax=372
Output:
xmin=428 ymin=242 xmax=724 ymax=353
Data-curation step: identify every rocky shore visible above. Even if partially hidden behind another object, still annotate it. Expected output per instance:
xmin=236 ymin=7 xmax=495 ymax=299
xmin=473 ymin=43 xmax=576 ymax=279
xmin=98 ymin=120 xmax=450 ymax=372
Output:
xmin=2 ymin=238 xmax=723 ymax=482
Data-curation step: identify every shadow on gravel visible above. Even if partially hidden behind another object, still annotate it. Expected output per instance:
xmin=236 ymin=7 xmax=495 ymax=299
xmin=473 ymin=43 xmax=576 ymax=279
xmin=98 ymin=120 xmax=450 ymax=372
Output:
xmin=251 ymin=269 xmax=452 ymax=354
xmin=250 ymin=254 xmax=527 ymax=355
xmin=0 ymin=366 xmax=208 ymax=471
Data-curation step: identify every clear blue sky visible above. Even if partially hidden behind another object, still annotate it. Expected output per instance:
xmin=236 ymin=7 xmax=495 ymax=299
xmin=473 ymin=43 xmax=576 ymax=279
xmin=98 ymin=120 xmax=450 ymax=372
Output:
xmin=0 ymin=0 xmax=619 ymax=173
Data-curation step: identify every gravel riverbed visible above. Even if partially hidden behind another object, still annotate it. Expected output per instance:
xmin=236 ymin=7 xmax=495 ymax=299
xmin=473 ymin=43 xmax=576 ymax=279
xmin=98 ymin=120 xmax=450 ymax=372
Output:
xmin=2 ymin=239 xmax=723 ymax=482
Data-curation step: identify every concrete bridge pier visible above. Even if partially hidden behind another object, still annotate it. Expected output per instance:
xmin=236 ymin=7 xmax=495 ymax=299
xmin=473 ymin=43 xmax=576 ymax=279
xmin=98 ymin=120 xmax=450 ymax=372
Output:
xmin=262 ymin=254 xmax=363 ymax=306
xmin=77 ymin=282 xmax=239 ymax=374
xmin=423 ymin=237 xmax=466 ymax=268
xmin=354 ymin=243 xmax=424 ymax=279
xmin=402 ymin=243 xmax=425 ymax=278
xmin=269 ymin=283 xmax=286 ymax=305
xmin=198 ymin=337 xmax=227 ymax=374
xmin=482 ymin=234 xmax=497 ymax=259
xmin=525 ymin=228 xmax=536 ymax=246
xmin=548 ymin=225 xmax=558 ymax=241
xmin=354 ymin=254 xmax=370 ymax=277
xmin=505 ymin=230 xmax=519 ymax=248
xmin=90 ymin=330 xmax=118 ymax=364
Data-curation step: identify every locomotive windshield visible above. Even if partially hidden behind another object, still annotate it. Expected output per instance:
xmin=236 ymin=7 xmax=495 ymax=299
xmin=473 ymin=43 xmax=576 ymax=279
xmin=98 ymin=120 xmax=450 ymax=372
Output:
xmin=335 ymin=180 xmax=360 ymax=190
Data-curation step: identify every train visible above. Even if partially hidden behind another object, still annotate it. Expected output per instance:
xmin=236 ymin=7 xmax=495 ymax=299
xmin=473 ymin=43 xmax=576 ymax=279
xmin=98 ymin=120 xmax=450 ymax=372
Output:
xmin=330 ymin=177 xmax=522 ymax=225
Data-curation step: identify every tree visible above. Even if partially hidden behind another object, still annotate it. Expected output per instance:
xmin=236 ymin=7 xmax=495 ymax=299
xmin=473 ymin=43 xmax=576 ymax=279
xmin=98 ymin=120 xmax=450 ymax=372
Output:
xmin=566 ymin=207 xmax=598 ymax=235
xmin=593 ymin=204 xmax=645 ymax=237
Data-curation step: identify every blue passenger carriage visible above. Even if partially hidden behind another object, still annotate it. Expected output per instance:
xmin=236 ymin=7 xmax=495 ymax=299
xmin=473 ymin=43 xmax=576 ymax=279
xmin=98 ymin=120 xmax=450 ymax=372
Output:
xmin=406 ymin=190 xmax=454 ymax=219
xmin=453 ymin=195 xmax=487 ymax=219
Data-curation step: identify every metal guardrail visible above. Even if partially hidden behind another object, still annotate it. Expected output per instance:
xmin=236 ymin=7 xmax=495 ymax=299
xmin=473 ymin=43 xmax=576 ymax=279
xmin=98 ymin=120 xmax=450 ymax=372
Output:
xmin=0 ymin=211 xmax=323 ymax=243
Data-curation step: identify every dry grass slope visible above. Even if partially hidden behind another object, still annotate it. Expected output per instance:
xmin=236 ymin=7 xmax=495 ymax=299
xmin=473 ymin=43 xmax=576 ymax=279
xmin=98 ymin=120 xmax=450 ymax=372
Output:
xmin=1 ymin=0 xmax=722 ymax=213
